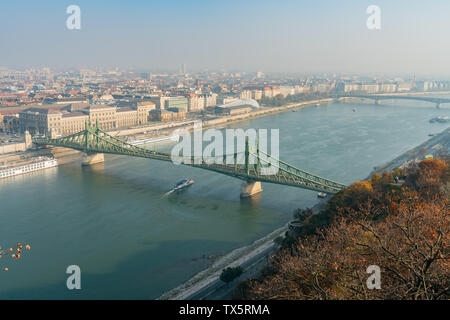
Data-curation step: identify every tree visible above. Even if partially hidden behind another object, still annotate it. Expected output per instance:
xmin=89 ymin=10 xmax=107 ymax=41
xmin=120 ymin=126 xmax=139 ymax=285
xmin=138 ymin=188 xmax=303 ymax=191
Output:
xmin=220 ymin=267 xmax=244 ymax=284
xmin=405 ymin=159 xmax=448 ymax=199
xmin=245 ymin=192 xmax=449 ymax=300
xmin=242 ymin=158 xmax=449 ymax=300
xmin=0 ymin=242 xmax=31 ymax=271
xmin=371 ymin=173 xmax=381 ymax=185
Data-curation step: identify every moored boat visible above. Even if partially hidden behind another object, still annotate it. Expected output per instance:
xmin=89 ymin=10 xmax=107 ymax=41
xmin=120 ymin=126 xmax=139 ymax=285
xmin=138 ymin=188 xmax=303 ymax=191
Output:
xmin=0 ymin=156 xmax=58 ymax=179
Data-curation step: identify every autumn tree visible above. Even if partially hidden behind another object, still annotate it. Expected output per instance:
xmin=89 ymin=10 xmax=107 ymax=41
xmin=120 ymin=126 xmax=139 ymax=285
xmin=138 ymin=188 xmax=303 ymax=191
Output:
xmin=405 ymin=159 xmax=448 ymax=199
xmin=0 ymin=243 xmax=31 ymax=272
xmin=244 ymin=192 xmax=448 ymax=300
xmin=242 ymin=159 xmax=449 ymax=300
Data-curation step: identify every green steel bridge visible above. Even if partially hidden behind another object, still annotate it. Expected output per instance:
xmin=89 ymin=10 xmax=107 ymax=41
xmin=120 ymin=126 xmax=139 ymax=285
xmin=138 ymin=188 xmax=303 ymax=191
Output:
xmin=33 ymin=123 xmax=347 ymax=195
xmin=337 ymin=94 xmax=450 ymax=108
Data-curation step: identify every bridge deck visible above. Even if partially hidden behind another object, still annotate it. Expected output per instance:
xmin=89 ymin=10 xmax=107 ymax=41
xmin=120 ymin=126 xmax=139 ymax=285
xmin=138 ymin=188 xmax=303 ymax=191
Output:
xmin=338 ymin=94 xmax=450 ymax=104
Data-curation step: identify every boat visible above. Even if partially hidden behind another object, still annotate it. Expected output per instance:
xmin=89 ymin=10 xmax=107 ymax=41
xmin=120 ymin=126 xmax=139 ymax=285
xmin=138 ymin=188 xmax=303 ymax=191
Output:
xmin=429 ymin=116 xmax=449 ymax=123
xmin=0 ymin=156 xmax=58 ymax=179
xmin=317 ymin=192 xmax=327 ymax=198
xmin=171 ymin=178 xmax=195 ymax=191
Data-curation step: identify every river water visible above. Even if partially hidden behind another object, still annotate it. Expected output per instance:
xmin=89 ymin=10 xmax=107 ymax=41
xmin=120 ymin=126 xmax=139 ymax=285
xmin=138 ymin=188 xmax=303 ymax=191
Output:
xmin=0 ymin=99 xmax=449 ymax=299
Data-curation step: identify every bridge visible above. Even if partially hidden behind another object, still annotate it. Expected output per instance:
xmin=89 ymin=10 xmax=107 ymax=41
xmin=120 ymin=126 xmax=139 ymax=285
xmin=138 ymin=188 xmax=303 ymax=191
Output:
xmin=33 ymin=122 xmax=347 ymax=197
xmin=337 ymin=94 xmax=450 ymax=108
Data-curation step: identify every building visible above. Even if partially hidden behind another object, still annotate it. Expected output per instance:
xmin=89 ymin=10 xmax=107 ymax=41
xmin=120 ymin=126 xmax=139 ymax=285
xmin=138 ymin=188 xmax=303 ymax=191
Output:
xmin=312 ymin=83 xmax=330 ymax=93
xmin=252 ymin=90 xmax=263 ymax=100
xmin=271 ymin=87 xmax=281 ymax=97
xmin=215 ymin=99 xmax=259 ymax=116
xmin=215 ymin=105 xmax=252 ymax=116
xmin=360 ymin=84 xmax=379 ymax=94
xmin=216 ymin=96 xmax=239 ymax=105
xmin=116 ymin=108 xmax=139 ymax=128
xmin=187 ymin=94 xmax=205 ymax=112
xmin=263 ymin=87 xmax=273 ymax=98
xmin=415 ymin=81 xmax=432 ymax=92
xmin=240 ymin=90 xmax=252 ymax=100
xmin=203 ymin=93 xmax=217 ymax=107
xmin=150 ymin=109 xmax=171 ymax=121
xmin=397 ymin=82 xmax=413 ymax=92
xmin=150 ymin=108 xmax=187 ymax=122
xmin=1 ymin=115 xmax=20 ymax=133
xmin=167 ymin=107 xmax=187 ymax=120
xmin=84 ymin=105 xmax=117 ymax=130
xmin=161 ymin=96 xmax=188 ymax=110
xmin=18 ymin=102 xmax=155 ymax=136
xmin=136 ymin=101 xmax=155 ymax=124
xmin=19 ymin=108 xmax=61 ymax=135
xmin=379 ymin=83 xmax=397 ymax=93
xmin=58 ymin=113 xmax=88 ymax=136
xmin=295 ymin=85 xmax=310 ymax=94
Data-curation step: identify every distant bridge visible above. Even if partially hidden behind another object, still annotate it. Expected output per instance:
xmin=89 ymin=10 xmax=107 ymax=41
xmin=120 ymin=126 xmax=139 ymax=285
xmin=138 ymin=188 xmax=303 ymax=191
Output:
xmin=337 ymin=94 xmax=450 ymax=108
xmin=33 ymin=122 xmax=347 ymax=197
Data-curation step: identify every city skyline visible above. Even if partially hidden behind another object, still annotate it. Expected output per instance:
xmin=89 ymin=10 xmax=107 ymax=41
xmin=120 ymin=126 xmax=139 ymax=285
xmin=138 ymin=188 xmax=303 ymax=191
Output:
xmin=1 ymin=0 xmax=450 ymax=77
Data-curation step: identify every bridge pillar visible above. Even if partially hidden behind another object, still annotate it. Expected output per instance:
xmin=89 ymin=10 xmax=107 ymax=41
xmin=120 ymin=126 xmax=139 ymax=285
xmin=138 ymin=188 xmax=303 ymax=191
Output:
xmin=82 ymin=153 xmax=104 ymax=166
xmin=25 ymin=131 xmax=32 ymax=149
xmin=374 ymin=99 xmax=380 ymax=105
xmin=240 ymin=181 xmax=262 ymax=198
xmin=436 ymin=103 xmax=441 ymax=109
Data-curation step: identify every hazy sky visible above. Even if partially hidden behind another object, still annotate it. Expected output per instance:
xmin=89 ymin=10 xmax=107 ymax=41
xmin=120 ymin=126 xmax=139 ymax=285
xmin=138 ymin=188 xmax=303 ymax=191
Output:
xmin=1 ymin=0 xmax=450 ymax=76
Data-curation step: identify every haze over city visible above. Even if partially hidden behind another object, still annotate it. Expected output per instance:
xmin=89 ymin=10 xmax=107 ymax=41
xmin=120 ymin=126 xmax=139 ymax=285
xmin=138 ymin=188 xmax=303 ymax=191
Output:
xmin=1 ymin=0 xmax=450 ymax=77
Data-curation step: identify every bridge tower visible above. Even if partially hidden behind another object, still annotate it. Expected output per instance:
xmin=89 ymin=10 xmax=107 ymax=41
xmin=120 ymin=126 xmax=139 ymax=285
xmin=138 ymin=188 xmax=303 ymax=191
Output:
xmin=240 ymin=136 xmax=262 ymax=198
xmin=82 ymin=120 xmax=105 ymax=166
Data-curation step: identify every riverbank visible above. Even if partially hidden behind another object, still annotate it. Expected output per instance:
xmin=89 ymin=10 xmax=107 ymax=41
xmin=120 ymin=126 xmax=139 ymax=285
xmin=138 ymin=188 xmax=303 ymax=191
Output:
xmin=120 ymin=98 xmax=334 ymax=141
xmin=159 ymin=125 xmax=449 ymax=300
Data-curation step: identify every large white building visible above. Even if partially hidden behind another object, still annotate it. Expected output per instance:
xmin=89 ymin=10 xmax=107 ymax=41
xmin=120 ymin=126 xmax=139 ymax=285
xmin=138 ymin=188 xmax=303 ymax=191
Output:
xmin=187 ymin=94 xmax=205 ymax=112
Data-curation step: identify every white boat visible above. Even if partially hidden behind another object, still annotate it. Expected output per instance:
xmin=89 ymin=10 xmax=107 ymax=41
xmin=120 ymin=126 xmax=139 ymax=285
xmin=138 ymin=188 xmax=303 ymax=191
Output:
xmin=429 ymin=116 xmax=449 ymax=123
xmin=0 ymin=156 xmax=58 ymax=179
xmin=171 ymin=178 xmax=195 ymax=192
xmin=317 ymin=192 xmax=328 ymax=198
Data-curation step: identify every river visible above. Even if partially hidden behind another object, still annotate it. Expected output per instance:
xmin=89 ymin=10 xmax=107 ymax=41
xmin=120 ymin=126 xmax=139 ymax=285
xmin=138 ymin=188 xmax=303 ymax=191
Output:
xmin=0 ymin=99 xmax=449 ymax=299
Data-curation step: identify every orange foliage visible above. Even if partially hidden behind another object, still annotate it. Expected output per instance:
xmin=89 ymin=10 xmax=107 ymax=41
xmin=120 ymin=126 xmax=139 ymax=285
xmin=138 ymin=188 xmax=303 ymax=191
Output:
xmin=241 ymin=159 xmax=450 ymax=300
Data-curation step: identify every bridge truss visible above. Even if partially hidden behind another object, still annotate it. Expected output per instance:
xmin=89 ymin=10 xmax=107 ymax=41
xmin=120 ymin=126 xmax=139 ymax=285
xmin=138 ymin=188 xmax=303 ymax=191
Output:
xmin=33 ymin=123 xmax=347 ymax=194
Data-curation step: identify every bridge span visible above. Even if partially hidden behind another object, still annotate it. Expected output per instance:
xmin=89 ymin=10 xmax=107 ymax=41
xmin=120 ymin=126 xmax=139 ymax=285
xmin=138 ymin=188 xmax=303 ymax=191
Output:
xmin=33 ymin=123 xmax=347 ymax=197
xmin=337 ymin=94 xmax=450 ymax=108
